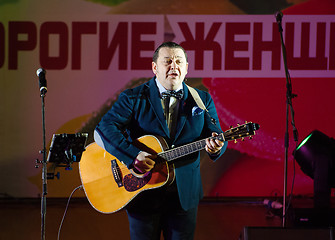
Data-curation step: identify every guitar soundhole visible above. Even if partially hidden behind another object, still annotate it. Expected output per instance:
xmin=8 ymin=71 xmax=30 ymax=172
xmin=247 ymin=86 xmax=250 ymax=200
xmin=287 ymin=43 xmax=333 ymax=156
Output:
xmin=123 ymin=173 xmax=152 ymax=192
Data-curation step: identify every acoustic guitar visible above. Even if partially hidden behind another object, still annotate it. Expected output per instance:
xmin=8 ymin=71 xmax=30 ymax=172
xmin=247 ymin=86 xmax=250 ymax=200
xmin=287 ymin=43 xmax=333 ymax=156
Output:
xmin=79 ymin=122 xmax=260 ymax=213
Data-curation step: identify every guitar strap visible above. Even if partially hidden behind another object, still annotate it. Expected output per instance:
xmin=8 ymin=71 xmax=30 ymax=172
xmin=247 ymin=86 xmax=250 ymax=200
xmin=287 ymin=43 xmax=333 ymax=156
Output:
xmin=186 ymin=85 xmax=208 ymax=112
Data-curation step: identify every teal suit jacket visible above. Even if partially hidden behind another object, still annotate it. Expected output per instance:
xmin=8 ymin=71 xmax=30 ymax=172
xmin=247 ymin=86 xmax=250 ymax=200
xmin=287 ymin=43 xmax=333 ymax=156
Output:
xmin=94 ymin=77 xmax=227 ymax=210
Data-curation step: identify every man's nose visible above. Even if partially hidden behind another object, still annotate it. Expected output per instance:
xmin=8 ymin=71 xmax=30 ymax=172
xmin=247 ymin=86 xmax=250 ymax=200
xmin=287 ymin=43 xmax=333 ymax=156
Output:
xmin=170 ymin=60 xmax=177 ymax=69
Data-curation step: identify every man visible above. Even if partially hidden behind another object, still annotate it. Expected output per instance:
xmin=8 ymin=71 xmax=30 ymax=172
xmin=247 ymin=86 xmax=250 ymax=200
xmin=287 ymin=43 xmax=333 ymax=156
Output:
xmin=94 ymin=42 xmax=227 ymax=239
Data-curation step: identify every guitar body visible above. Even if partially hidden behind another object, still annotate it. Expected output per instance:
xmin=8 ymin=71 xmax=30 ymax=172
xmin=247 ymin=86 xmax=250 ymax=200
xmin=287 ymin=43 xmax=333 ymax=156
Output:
xmin=79 ymin=135 xmax=171 ymax=214
xmin=79 ymin=122 xmax=259 ymax=214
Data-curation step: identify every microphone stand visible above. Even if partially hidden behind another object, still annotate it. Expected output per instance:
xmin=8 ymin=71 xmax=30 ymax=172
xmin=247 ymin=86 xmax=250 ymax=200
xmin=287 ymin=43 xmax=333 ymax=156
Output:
xmin=276 ymin=12 xmax=299 ymax=228
xmin=38 ymin=86 xmax=48 ymax=240
xmin=35 ymin=68 xmax=48 ymax=240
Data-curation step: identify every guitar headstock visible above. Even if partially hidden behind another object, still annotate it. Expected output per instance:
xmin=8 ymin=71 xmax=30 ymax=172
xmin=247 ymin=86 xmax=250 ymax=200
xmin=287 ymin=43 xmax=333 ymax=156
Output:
xmin=223 ymin=122 xmax=260 ymax=142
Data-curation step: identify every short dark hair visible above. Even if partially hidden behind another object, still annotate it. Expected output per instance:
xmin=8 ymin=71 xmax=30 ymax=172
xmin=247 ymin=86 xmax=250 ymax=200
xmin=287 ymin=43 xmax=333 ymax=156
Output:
xmin=152 ymin=42 xmax=188 ymax=63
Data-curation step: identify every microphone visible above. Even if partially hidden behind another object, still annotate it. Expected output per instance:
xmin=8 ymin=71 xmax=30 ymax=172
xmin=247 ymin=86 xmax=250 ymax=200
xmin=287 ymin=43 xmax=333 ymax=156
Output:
xmin=275 ymin=11 xmax=283 ymax=24
xmin=36 ymin=68 xmax=47 ymax=95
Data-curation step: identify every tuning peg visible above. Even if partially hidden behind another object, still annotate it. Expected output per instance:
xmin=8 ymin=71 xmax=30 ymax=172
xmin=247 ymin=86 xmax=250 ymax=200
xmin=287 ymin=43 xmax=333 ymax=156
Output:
xmin=241 ymin=138 xmax=245 ymax=141
xmin=234 ymin=139 xmax=237 ymax=143
xmin=249 ymin=136 xmax=253 ymax=140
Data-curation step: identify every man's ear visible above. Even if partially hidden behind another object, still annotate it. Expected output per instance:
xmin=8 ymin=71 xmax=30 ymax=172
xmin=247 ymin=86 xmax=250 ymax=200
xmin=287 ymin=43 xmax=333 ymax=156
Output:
xmin=152 ymin=62 xmax=157 ymax=74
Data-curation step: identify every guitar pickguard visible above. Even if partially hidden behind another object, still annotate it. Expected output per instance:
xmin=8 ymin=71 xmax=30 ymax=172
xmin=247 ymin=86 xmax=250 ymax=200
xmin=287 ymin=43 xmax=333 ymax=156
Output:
xmin=123 ymin=172 xmax=152 ymax=192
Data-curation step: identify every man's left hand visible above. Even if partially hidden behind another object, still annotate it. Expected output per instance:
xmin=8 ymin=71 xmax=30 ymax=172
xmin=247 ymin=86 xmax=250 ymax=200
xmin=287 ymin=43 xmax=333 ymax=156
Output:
xmin=205 ymin=132 xmax=224 ymax=155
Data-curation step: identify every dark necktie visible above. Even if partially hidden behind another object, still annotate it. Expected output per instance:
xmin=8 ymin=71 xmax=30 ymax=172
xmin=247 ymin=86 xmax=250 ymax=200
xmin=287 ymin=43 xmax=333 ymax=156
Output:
xmin=161 ymin=89 xmax=183 ymax=119
xmin=161 ymin=89 xmax=184 ymax=100
xmin=161 ymin=90 xmax=183 ymax=139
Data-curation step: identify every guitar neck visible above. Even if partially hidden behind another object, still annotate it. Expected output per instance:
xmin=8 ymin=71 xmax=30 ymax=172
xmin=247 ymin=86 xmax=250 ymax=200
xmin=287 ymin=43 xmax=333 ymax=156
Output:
xmin=158 ymin=138 xmax=210 ymax=162
xmin=157 ymin=122 xmax=260 ymax=163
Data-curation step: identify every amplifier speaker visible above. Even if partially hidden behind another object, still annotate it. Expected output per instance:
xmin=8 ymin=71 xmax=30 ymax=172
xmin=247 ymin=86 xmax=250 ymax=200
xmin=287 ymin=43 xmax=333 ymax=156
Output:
xmin=240 ymin=227 xmax=334 ymax=240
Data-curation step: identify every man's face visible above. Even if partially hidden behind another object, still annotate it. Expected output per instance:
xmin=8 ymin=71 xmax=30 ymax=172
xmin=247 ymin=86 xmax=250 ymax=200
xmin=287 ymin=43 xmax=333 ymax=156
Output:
xmin=152 ymin=47 xmax=188 ymax=90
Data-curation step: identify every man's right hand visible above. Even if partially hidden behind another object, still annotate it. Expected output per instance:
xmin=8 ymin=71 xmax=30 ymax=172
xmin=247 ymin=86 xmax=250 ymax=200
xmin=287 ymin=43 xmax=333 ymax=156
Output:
xmin=133 ymin=151 xmax=156 ymax=174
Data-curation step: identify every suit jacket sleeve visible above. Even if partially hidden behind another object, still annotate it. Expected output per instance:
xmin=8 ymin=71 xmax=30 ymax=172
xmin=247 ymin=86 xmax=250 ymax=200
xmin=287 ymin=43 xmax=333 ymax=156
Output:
xmin=94 ymin=89 xmax=141 ymax=168
xmin=201 ymin=90 xmax=227 ymax=161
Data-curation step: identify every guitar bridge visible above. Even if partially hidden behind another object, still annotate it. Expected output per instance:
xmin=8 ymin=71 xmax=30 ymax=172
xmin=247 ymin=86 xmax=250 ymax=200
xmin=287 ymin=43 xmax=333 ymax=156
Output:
xmin=111 ymin=159 xmax=123 ymax=187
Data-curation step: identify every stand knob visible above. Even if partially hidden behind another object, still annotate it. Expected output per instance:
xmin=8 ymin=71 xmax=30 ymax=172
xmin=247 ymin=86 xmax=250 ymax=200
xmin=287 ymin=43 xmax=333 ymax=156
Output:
xmin=35 ymin=159 xmax=41 ymax=168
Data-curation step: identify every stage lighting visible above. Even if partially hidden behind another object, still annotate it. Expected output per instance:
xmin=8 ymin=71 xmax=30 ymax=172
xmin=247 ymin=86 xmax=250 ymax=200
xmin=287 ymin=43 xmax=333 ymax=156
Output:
xmin=293 ymin=130 xmax=335 ymax=226
xmin=294 ymin=130 xmax=335 ymax=180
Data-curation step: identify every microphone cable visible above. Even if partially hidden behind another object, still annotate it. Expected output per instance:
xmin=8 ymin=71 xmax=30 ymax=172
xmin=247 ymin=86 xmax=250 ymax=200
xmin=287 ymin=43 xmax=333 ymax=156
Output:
xmin=57 ymin=185 xmax=83 ymax=240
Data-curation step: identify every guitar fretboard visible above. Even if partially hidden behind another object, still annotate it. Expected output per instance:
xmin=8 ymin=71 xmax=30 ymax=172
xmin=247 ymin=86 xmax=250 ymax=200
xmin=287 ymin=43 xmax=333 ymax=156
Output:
xmin=157 ymin=134 xmax=224 ymax=162
xmin=158 ymin=139 xmax=204 ymax=162
xmin=155 ymin=122 xmax=259 ymax=163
